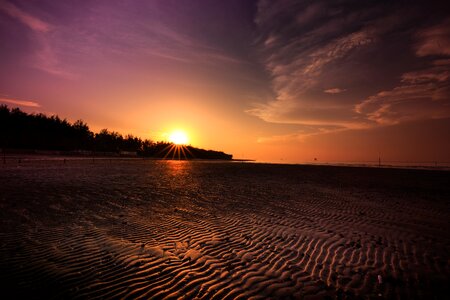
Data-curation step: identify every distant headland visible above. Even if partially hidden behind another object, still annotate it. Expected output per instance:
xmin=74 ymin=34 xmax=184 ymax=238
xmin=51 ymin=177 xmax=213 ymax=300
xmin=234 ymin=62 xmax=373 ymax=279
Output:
xmin=0 ymin=105 xmax=232 ymax=160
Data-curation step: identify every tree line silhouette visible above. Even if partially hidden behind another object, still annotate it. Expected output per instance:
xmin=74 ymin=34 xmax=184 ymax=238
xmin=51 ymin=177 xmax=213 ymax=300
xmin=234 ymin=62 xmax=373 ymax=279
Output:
xmin=0 ymin=105 xmax=232 ymax=160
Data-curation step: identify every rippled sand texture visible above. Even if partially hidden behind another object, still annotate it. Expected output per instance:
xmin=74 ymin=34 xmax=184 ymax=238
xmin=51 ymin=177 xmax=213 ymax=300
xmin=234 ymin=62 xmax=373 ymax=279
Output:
xmin=0 ymin=160 xmax=449 ymax=299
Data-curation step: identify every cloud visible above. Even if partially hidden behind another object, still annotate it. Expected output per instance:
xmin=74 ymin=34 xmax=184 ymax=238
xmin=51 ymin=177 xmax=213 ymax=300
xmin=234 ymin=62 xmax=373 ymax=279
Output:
xmin=355 ymin=18 xmax=450 ymax=126
xmin=257 ymin=126 xmax=346 ymax=144
xmin=26 ymin=1 xmax=249 ymax=81
xmin=248 ymin=0 xmax=450 ymax=140
xmin=324 ymin=88 xmax=346 ymax=94
xmin=0 ymin=1 xmax=50 ymax=32
xmin=32 ymin=35 xmax=78 ymax=79
xmin=0 ymin=1 xmax=78 ymax=78
xmin=249 ymin=0 xmax=386 ymax=128
xmin=355 ymin=63 xmax=450 ymax=125
xmin=416 ymin=18 xmax=450 ymax=57
xmin=0 ymin=97 xmax=40 ymax=107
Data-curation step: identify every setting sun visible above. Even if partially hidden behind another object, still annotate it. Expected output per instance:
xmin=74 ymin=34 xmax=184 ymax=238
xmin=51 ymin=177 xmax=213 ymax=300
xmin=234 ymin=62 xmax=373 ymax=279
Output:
xmin=169 ymin=130 xmax=189 ymax=145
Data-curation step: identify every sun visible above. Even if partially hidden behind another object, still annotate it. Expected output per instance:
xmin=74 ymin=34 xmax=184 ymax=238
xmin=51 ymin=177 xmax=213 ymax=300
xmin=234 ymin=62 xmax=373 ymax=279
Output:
xmin=169 ymin=130 xmax=189 ymax=145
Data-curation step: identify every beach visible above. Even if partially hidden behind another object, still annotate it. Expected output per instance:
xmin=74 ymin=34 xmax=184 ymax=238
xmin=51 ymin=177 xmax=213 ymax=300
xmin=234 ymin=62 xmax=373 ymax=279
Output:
xmin=0 ymin=159 xmax=449 ymax=299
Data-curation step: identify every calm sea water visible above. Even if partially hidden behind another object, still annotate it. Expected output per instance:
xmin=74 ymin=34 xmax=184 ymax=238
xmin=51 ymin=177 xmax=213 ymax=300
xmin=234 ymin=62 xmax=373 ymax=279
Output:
xmin=256 ymin=160 xmax=450 ymax=170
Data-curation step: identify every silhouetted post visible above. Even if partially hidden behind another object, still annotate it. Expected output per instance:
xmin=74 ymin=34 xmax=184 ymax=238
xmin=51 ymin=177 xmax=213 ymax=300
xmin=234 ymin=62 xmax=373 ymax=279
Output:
xmin=378 ymin=153 xmax=381 ymax=167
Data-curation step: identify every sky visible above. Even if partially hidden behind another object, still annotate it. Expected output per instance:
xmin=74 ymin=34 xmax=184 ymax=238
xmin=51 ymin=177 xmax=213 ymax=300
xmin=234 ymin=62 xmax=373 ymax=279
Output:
xmin=1 ymin=0 xmax=449 ymax=163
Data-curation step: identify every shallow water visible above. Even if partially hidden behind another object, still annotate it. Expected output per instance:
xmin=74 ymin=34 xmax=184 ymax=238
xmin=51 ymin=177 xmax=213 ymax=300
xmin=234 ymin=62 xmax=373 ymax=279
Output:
xmin=1 ymin=160 xmax=449 ymax=299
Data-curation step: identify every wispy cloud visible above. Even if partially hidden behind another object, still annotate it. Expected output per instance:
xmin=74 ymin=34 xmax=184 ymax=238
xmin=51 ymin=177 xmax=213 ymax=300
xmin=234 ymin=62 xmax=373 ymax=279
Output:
xmin=248 ymin=0 xmax=450 ymax=140
xmin=0 ymin=97 xmax=40 ymax=107
xmin=354 ymin=18 xmax=450 ymax=126
xmin=257 ymin=126 xmax=347 ymax=144
xmin=355 ymin=63 xmax=450 ymax=125
xmin=248 ymin=0 xmax=382 ymax=128
xmin=0 ymin=1 xmax=50 ymax=32
xmin=416 ymin=18 xmax=450 ymax=57
xmin=324 ymin=88 xmax=346 ymax=94
xmin=0 ymin=1 xmax=78 ymax=78
xmin=1 ymin=0 xmax=254 ymax=85
xmin=32 ymin=35 xmax=78 ymax=79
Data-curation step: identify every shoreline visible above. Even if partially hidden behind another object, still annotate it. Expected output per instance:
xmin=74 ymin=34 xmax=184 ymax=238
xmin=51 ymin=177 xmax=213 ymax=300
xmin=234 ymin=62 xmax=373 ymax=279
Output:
xmin=1 ymin=152 xmax=448 ymax=171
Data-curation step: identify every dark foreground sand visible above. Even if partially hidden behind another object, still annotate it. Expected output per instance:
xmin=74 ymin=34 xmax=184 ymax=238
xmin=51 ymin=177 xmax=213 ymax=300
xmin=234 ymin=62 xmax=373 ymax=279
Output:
xmin=0 ymin=160 xmax=449 ymax=299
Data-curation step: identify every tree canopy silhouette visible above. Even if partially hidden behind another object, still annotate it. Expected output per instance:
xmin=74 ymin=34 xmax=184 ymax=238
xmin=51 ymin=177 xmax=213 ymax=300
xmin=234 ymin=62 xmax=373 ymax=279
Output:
xmin=0 ymin=105 xmax=232 ymax=160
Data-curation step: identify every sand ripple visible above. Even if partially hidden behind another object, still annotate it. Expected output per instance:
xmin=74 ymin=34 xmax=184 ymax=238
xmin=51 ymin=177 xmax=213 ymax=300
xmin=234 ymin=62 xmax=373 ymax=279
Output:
xmin=0 ymin=160 xmax=449 ymax=299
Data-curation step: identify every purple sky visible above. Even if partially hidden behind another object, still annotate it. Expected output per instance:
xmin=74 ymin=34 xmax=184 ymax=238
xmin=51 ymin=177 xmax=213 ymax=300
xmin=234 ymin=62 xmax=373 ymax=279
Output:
xmin=1 ymin=0 xmax=449 ymax=162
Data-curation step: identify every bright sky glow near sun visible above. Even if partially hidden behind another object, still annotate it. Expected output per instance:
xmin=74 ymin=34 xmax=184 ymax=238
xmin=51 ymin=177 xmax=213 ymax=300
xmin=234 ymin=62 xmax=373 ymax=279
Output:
xmin=169 ymin=131 xmax=189 ymax=145
xmin=0 ymin=0 xmax=449 ymax=163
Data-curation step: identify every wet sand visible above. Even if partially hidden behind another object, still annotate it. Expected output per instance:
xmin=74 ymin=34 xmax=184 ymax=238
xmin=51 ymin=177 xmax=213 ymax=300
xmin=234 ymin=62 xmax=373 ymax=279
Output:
xmin=0 ymin=160 xmax=449 ymax=299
